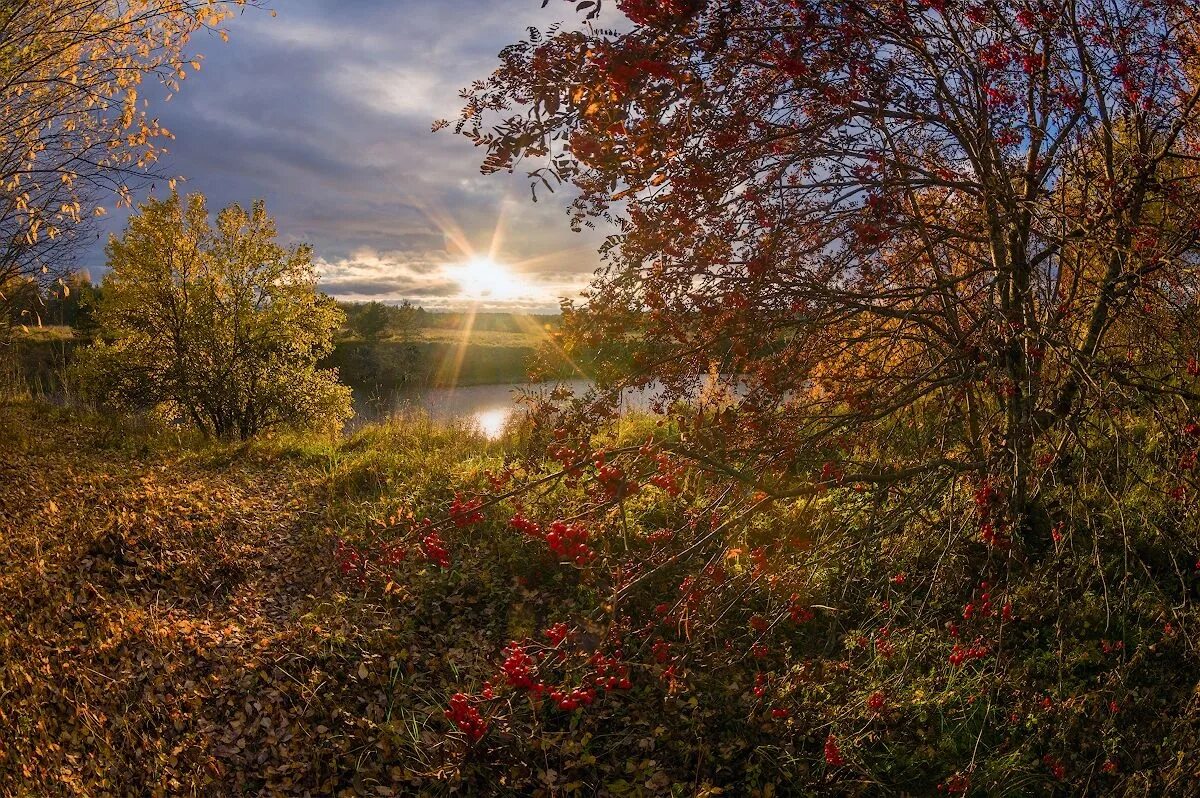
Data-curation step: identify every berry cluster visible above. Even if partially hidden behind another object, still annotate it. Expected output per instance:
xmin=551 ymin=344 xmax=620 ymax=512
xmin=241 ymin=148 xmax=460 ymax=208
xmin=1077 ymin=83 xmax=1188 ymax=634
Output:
xmin=640 ymin=442 xmax=683 ymax=496
xmin=789 ymin=595 xmax=815 ymax=624
xmin=510 ymin=513 xmax=596 ymax=565
xmin=421 ymin=530 xmax=451 ymax=568
xmin=961 ymin=581 xmax=994 ymax=620
xmin=449 ymin=494 xmax=484 ymax=527
xmin=974 ymin=480 xmax=1010 ymax=548
xmin=490 ymin=638 xmax=634 ymax=717
xmin=1042 ymin=754 xmax=1066 ymax=780
xmin=501 ymin=643 xmax=542 ymax=691
xmin=544 ymin=622 xmax=571 ymax=646
xmin=545 ymin=521 xmax=595 ymax=564
xmin=752 ymin=672 xmax=767 ymax=698
xmin=380 ymin=542 xmax=406 ymax=566
xmin=335 ymin=539 xmax=363 ymax=576
xmin=547 ymin=429 xmax=586 ymax=479
xmin=589 ymin=650 xmax=632 ymax=690
xmin=594 ymin=451 xmax=636 ymax=499
xmin=948 ymin=637 xmax=990 ymax=667
xmin=824 ymin=734 xmax=845 ymax=766
xmin=549 ymin=686 xmax=596 ymax=711
xmin=444 ymin=693 xmax=487 ymax=742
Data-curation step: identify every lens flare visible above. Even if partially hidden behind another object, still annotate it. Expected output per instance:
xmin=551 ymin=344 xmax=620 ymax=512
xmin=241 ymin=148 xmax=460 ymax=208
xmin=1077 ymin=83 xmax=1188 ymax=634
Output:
xmin=447 ymin=256 xmax=526 ymax=301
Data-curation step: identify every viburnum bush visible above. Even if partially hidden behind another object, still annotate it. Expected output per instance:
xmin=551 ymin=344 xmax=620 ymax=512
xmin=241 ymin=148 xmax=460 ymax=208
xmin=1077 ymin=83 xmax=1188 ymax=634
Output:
xmin=382 ymin=0 xmax=1200 ymax=791
xmin=325 ymin=407 xmax=1199 ymax=792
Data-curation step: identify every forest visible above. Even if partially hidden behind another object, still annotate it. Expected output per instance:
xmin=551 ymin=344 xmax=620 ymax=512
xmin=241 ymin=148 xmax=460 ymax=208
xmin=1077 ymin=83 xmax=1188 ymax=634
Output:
xmin=4 ymin=0 xmax=1200 ymax=795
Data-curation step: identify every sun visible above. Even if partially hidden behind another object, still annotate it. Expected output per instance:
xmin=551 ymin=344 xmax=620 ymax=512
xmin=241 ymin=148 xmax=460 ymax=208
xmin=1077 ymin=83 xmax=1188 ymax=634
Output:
xmin=448 ymin=256 xmax=526 ymax=302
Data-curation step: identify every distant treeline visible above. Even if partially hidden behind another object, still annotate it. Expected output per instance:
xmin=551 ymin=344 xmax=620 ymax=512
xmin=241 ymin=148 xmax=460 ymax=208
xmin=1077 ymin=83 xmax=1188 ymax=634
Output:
xmin=328 ymin=341 xmax=573 ymax=390
xmin=336 ymin=300 xmax=560 ymax=340
xmin=2 ymin=279 xmax=574 ymax=394
xmin=2 ymin=278 xmax=561 ymax=341
xmin=334 ymin=301 xmax=570 ymax=389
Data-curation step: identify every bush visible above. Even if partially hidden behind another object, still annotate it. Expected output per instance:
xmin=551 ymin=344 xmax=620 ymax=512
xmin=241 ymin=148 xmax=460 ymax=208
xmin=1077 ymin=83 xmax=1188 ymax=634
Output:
xmin=73 ymin=192 xmax=351 ymax=440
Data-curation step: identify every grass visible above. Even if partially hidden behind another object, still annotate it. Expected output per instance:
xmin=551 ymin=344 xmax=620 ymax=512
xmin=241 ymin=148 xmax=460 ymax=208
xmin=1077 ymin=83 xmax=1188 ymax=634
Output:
xmin=417 ymin=328 xmax=548 ymax=347
xmin=5 ymin=395 xmax=1198 ymax=795
xmin=6 ymin=324 xmax=76 ymax=341
xmin=0 ymin=399 xmax=786 ymax=795
xmin=0 ymin=400 xmax=511 ymax=794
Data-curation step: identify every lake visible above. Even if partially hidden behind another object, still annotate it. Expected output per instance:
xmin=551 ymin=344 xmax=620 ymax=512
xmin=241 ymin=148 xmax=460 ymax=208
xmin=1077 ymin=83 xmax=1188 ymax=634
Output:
xmin=353 ymin=376 xmax=742 ymax=438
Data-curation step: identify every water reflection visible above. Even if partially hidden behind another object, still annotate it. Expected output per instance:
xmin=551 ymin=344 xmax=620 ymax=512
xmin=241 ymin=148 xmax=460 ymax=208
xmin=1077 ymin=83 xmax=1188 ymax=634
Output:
xmin=354 ymin=376 xmax=742 ymax=439
xmin=415 ymin=379 xmax=600 ymax=438
xmin=471 ymin=406 xmax=512 ymax=439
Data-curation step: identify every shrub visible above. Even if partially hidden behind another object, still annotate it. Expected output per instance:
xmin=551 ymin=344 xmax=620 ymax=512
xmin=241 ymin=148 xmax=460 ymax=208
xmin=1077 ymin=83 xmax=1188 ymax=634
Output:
xmin=73 ymin=192 xmax=351 ymax=440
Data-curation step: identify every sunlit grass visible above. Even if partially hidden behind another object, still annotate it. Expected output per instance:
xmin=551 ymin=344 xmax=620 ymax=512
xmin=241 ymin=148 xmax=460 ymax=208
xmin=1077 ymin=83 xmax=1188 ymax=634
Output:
xmin=8 ymin=324 xmax=76 ymax=341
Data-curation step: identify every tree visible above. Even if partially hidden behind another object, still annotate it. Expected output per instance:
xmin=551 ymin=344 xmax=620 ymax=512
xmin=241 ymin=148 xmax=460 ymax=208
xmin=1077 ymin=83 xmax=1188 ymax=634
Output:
xmin=339 ymin=300 xmax=422 ymax=404
xmin=452 ymin=0 xmax=1200 ymax=536
xmin=0 ymin=0 xmax=255 ymax=330
xmin=75 ymin=192 xmax=351 ymax=440
xmin=416 ymin=3 xmax=1200 ymax=788
xmin=350 ymin=300 xmax=393 ymax=342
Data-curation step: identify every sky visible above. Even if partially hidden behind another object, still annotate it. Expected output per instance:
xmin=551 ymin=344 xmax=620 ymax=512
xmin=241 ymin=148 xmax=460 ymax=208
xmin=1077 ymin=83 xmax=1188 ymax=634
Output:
xmin=88 ymin=0 xmax=616 ymax=313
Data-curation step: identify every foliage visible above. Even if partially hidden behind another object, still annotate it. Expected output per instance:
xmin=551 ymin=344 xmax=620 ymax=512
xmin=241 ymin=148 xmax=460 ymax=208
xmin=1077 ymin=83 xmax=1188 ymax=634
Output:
xmin=9 ymin=0 xmax=1200 ymax=793
xmin=451 ymin=0 xmax=1200 ymax=532
xmin=74 ymin=192 xmax=351 ymax=440
xmin=384 ymin=0 xmax=1200 ymax=791
xmin=344 ymin=300 xmax=418 ymax=343
xmin=340 ymin=301 xmax=421 ymax=402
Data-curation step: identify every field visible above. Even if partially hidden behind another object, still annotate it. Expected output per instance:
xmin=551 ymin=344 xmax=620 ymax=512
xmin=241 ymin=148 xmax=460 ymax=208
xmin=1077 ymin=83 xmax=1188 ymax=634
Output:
xmin=4 ymin=324 xmax=76 ymax=341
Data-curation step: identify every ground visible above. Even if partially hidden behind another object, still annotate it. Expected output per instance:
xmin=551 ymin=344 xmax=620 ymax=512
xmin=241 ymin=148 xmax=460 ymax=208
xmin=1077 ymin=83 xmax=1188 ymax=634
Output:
xmin=0 ymin=402 xmax=494 ymax=795
xmin=9 ymin=399 xmax=1192 ymax=796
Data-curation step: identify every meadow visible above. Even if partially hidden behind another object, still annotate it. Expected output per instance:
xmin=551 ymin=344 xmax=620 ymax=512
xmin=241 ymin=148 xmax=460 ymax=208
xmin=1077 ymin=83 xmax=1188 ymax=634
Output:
xmin=0 ymin=399 xmax=762 ymax=795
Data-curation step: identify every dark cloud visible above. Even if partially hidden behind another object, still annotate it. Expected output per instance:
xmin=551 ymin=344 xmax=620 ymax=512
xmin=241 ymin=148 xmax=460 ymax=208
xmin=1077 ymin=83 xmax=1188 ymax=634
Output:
xmin=85 ymin=0 xmax=616 ymax=312
xmin=319 ymin=277 xmax=460 ymax=298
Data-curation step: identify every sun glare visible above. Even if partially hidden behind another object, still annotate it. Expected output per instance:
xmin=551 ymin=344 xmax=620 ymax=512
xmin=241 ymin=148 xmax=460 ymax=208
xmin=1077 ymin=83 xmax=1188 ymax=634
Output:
xmin=448 ymin=256 xmax=526 ymax=302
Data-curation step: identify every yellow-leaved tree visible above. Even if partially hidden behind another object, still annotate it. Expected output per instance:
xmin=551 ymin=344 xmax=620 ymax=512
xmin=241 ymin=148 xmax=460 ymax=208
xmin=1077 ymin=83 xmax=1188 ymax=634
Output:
xmin=0 ymin=0 xmax=256 ymax=326
xmin=75 ymin=192 xmax=352 ymax=440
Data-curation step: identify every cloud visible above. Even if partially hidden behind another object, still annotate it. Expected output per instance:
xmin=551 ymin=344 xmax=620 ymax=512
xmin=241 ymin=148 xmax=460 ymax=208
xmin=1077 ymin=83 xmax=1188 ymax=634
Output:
xmin=317 ymin=248 xmax=449 ymax=294
xmin=85 ymin=0 xmax=616 ymax=312
xmin=315 ymin=246 xmax=593 ymax=310
xmin=321 ymin=277 xmax=460 ymax=298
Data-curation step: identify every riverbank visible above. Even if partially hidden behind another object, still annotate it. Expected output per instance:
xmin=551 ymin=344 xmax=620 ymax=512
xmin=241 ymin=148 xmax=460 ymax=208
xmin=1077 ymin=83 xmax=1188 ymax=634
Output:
xmin=4 ymin=395 xmax=1197 ymax=795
